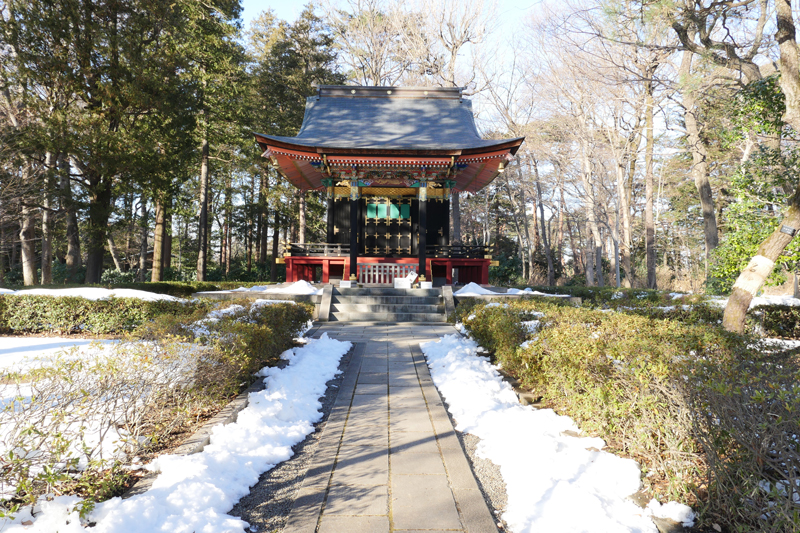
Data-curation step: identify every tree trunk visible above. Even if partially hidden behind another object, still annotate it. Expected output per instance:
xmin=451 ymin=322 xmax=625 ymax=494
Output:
xmin=566 ymin=213 xmax=581 ymax=275
xmin=259 ymin=176 xmax=268 ymax=267
xmin=108 ymin=234 xmax=124 ymax=272
xmin=531 ymin=185 xmax=541 ymax=253
xmin=580 ymin=140 xmax=603 ymax=286
xmin=151 ymin=197 xmax=166 ymax=282
xmin=84 ymin=174 xmax=113 ymax=284
xmin=196 ymin=136 xmax=210 ymax=281
xmin=138 ymin=196 xmax=148 ymax=282
xmin=225 ymin=220 xmax=231 ymax=276
xmin=645 ymin=73 xmax=657 ymax=289
xmin=299 ymin=190 xmax=306 ymax=244
xmin=557 ymin=179 xmax=565 ymax=270
xmin=125 ymin=192 xmax=135 ymax=270
xmin=0 ymin=222 xmax=5 ymax=285
xmin=41 ymin=152 xmax=54 ymax=284
xmin=615 ymin=161 xmax=633 ymax=287
xmin=680 ymin=52 xmax=718 ymax=265
xmin=20 ymin=203 xmax=37 ymax=286
xmin=164 ymin=209 xmax=172 ymax=271
xmin=534 ymin=166 xmax=555 ymax=286
xmin=270 ymin=211 xmax=279 ymax=282
xmin=61 ymin=156 xmax=82 ymax=278
xmin=614 ymin=206 xmax=621 ymax=288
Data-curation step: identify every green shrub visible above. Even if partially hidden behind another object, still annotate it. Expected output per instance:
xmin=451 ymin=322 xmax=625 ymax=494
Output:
xmin=192 ymin=301 xmax=313 ymax=396
xmin=100 ymin=269 xmax=137 ymax=284
xmin=0 ymin=295 xmax=211 ymax=334
xmin=455 ymin=299 xmax=800 ymax=531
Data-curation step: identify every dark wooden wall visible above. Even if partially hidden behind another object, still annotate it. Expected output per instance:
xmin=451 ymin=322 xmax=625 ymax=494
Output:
xmin=330 ymin=194 xmax=449 ymax=256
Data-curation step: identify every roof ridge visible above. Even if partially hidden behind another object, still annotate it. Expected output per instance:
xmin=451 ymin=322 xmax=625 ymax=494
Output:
xmin=314 ymin=85 xmax=463 ymax=100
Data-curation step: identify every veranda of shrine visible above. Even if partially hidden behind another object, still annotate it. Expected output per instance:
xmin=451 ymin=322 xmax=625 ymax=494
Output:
xmin=254 ymin=85 xmax=524 ymax=286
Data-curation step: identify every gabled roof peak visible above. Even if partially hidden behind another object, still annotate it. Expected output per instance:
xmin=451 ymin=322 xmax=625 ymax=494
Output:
xmin=313 ymin=85 xmax=464 ymax=100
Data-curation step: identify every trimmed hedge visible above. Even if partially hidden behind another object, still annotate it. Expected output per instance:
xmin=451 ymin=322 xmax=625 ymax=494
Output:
xmin=109 ymin=281 xmax=220 ymax=297
xmin=0 ymin=295 xmax=212 ymax=334
xmin=194 ymin=302 xmax=313 ymax=395
xmin=456 ymin=299 xmax=800 ymax=531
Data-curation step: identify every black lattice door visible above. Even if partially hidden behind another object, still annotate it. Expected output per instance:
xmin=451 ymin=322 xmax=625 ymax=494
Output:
xmin=364 ymin=197 xmax=412 ymax=256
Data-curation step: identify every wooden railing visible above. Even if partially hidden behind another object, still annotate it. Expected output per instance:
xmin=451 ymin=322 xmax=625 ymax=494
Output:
xmin=286 ymin=243 xmax=350 ymax=257
xmin=358 ymin=263 xmax=417 ymax=284
xmin=426 ymin=245 xmax=489 ymax=259
xmin=285 ymin=243 xmax=488 ymax=259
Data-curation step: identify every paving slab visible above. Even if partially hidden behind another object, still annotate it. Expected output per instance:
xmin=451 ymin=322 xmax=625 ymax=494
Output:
xmin=358 ymin=372 xmax=389 ymax=384
xmin=331 ymin=446 xmax=389 ymax=486
xmin=391 ymin=475 xmax=462 ymax=530
xmin=341 ymin=423 xmax=389 ymax=447
xmin=324 ymin=484 xmax=388 ymax=516
xmin=319 ymin=516 xmax=390 ymax=533
xmin=281 ymin=324 xmax=496 ymax=533
xmin=355 ymin=383 xmax=388 ymax=395
xmin=390 ymin=451 xmax=447 ymax=475
xmin=389 ymin=430 xmax=440 ymax=454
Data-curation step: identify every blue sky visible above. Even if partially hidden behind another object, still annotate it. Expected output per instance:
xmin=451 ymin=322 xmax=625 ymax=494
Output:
xmin=239 ymin=0 xmax=542 ymax=32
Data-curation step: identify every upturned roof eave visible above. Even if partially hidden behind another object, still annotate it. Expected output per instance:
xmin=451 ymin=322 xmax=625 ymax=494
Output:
xmin=254 ymin=132 xmax=525 ymax=158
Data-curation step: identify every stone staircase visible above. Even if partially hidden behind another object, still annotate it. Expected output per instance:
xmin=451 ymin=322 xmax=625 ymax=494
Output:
xmin=329 ymin=287 xmax=446 ymax=322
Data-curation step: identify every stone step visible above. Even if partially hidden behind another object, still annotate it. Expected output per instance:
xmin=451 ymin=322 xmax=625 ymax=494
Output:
xmin=330 ymin=311 xmax=447 ymax=322
xmin=335 ymin=288 xmax=441 ymax=297
xmin=331 ymin=295 xmax=441 ymax=305
xmin=331 ymin=303 xmax=444 ymax=314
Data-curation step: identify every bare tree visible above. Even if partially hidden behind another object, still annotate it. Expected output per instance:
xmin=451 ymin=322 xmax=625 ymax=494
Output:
xmin=322 ymin=0 xmax=411 ymax=86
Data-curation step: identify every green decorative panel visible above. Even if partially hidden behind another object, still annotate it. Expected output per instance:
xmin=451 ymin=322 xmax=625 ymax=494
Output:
xmin=367 ymin=203 xmax=377 ymax=218
xmin=377 ymin=204 xmax=387 ymax=218
xmin=400 ymin=204 xmax=410 ymax=219
xmin=389 ymin=204 xmax=400 ymax=219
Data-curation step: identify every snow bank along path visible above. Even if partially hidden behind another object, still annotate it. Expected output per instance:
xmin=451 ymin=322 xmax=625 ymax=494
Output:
xmin=421 ymin=334 xmax=694 ymax=533
xmin=1 ymin=334 xmax=352 ymax=533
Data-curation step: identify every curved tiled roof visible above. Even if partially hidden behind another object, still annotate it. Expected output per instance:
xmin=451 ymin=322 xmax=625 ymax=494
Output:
xmin=256 ymin=86 xmax=523 ymax=153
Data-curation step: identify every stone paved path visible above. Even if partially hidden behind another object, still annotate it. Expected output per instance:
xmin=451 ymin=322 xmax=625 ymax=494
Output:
xmin=283 ymin=322 xmax=498 ymax=533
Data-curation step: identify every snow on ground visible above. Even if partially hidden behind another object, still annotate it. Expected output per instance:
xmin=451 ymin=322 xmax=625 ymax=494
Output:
xmin=0 ymin=337 xmax=119 ymax=373
xmin=707 ymin=294 xmax=800 ymax=309
xmin=761 ymin=338 xmax=800 ymax=350
xmin=455 ymin=283 xmax=571 ymax=298
xmin=421 ymin=334 xmax=694 ymax=533
xmin=230 ymin=280 xmax=322 ymax=295
xmin=1 ymin=333 xmax=352 ymax=533
xmin=507 ymin=288 xmax=572 ymax=298
xmin=0 ymin=339 xmax=202 ymax=492
xmin=0 ymin=337 xmax=118 ymax=410
xmin=454 ymin=283 xmax=502 ymax=296
xmin=521 ymin=320 xmax=540 ymax=334
xmin=0 ymin=287 xmax=185 ymax=302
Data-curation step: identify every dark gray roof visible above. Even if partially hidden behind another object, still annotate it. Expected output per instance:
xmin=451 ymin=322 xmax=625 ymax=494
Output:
xmin=257 ymin=86 xmax=521 ymax=152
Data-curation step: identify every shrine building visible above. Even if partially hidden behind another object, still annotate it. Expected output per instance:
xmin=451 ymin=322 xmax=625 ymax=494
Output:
xmin=254 ymin=86 xmax=524 ymax=286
